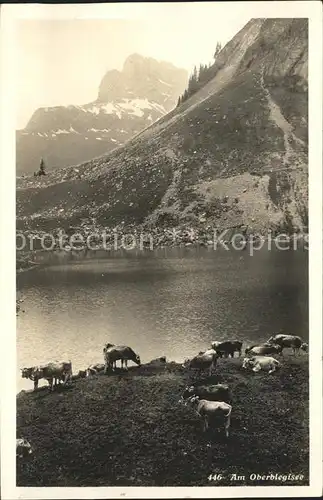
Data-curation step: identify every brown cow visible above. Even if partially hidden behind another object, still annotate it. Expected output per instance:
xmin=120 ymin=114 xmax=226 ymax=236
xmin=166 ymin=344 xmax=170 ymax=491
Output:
xmin=211 ymin=340 xmax=243 ymax=358
xmin=21 ymin=360 xmax=72 ymax=391
xmin=103 ymin=345 xmax=141 ymax=373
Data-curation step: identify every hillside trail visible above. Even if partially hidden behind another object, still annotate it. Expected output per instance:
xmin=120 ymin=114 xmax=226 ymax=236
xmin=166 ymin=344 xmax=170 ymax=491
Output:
xmin=259 ymin=69 xmax=306 ymax=168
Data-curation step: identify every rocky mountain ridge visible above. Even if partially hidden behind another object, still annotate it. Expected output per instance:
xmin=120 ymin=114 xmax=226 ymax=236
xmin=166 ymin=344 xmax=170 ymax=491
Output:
xmin=17 ymin=19 xmax=308 ymax=238
xmin=16 ymin=54 xmax=188 ymax=175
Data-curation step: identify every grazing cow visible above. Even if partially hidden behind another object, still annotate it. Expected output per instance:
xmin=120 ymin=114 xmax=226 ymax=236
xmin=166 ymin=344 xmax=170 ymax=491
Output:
xmin=182 ymin=350 xmax=218 ymax=377
xmin=187 ymin=396 xmax=232 ymax=437
xmin=103 ymin=345 xmax=141 ymax=373
xmin=86 ymin=363 xmax=105 ymax=376
xmin=21 ymin=361 xmax=72 ymax=391
xmin=211 ymin=340 xmax=243 ymax=358
xmin=16 ymin=438 xmax=33 ymax=458
xmin=245 ymin=344 xmax=282 ymax=356
xmin=180 ymin=383 xmax=231 ymax=404
xmin=267 ymin=334 xmax=308 ymax=355
xmin=242 ymin=356 xmax=281 ymax=374
xmin=37 ymin=361 xmax=73 ymax=390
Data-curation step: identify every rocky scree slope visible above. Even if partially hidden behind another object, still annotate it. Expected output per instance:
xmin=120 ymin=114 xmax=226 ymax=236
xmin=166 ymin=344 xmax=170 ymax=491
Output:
xmin=17 ymin=19 xmax=308 ymax=237
xmin=16 ymin=54 xmax=188 ymax=175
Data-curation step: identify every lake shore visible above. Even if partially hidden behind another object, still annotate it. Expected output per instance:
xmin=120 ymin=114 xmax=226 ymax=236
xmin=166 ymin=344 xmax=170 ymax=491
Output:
xmin=17 ymin=356 xmax=309 ymax=487
xmin=16 ymin=229 xmax=308 ymax=275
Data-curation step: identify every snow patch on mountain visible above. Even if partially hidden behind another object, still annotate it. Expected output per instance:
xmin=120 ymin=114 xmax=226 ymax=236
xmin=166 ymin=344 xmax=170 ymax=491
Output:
xmin=89 ymin=128 xmax=111 ymax=133
xmin=158 ymin=78 xmax=172 ymax=87
xmin=56 ymin=129 xmax=70 ymax=135
xmin=84 ymin=99 xmax=166 ymax=119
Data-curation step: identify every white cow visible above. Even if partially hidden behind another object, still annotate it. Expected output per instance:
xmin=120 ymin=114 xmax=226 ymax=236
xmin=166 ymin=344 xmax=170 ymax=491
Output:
xmin=16 ymin=438 xmax=33 ymax=458
xmin=187 ymin=396 xmax=232 ymax=437
xmin=203 ymin=348 xmax=219 ymax=356
xmin=242 ymin=356 xmax=281 ymax=374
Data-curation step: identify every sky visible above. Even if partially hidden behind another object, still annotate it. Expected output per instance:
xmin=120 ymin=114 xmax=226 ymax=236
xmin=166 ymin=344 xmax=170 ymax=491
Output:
xmin=16 ymin=4 xmax=251 ymax=129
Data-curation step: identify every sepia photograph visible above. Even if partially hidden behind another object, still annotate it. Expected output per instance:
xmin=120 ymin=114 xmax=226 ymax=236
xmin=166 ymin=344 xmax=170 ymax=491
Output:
xmin=1 ymin=1 xmax=322 ymax=498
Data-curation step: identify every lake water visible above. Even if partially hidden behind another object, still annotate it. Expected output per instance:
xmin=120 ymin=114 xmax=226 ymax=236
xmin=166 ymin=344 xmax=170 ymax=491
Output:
xmin=16 ymin=246 xmax=308 ymax=392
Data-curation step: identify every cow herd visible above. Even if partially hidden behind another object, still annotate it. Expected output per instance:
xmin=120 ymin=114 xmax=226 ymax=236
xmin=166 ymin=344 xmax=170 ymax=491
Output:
xmin=179 ymin=334 xmax=308 ymax=438
xmin=19 ymin=333 xmax=308 ymax=453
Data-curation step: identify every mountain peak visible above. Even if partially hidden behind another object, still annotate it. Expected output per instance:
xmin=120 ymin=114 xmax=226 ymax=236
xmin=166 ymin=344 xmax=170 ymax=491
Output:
xmin=16 ymin=54 xmax=188 ymax=175
xmin=97 ymin=54 xmax=187 ymax=105
xmin=123 ymin=52 xmax=147 ymax=65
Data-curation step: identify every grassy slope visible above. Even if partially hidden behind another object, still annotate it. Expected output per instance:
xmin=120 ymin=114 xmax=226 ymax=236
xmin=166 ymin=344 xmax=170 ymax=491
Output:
xmin=17 ymin=356 xmax=309 ymax=486
xmin=16 ymin=71 xmax=307 ymax=234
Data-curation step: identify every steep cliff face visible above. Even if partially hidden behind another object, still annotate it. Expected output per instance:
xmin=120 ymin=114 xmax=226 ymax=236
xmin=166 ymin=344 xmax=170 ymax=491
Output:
xmin=17 ymin=19 xmax=308 ymax=236
xmin=98 ymin=53 xmax=188 ymax=109
xmin=16 ymin=54 xmax=188 ymax=175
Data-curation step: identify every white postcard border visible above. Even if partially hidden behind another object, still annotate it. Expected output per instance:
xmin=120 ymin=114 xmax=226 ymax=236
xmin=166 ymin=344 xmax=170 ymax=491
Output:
xmin=1 ymin=2 xmax=322 ymax=498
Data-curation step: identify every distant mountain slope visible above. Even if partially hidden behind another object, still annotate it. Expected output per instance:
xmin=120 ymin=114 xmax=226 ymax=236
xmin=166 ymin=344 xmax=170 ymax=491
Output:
xmin=17 ymin=19 xmax=308 ymax=236
xmin=16 ymin=54 xmax=188 ymax=175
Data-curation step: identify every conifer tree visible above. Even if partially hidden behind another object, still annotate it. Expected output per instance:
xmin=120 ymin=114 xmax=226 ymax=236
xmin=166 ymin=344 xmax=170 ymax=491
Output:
xmin=178 ymin=41 xmax=223 ymax=104
xmin=39 ymin=158 xmax=46 ymax=176
xmin=213 ymin=41 xmax=222 ymax=59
